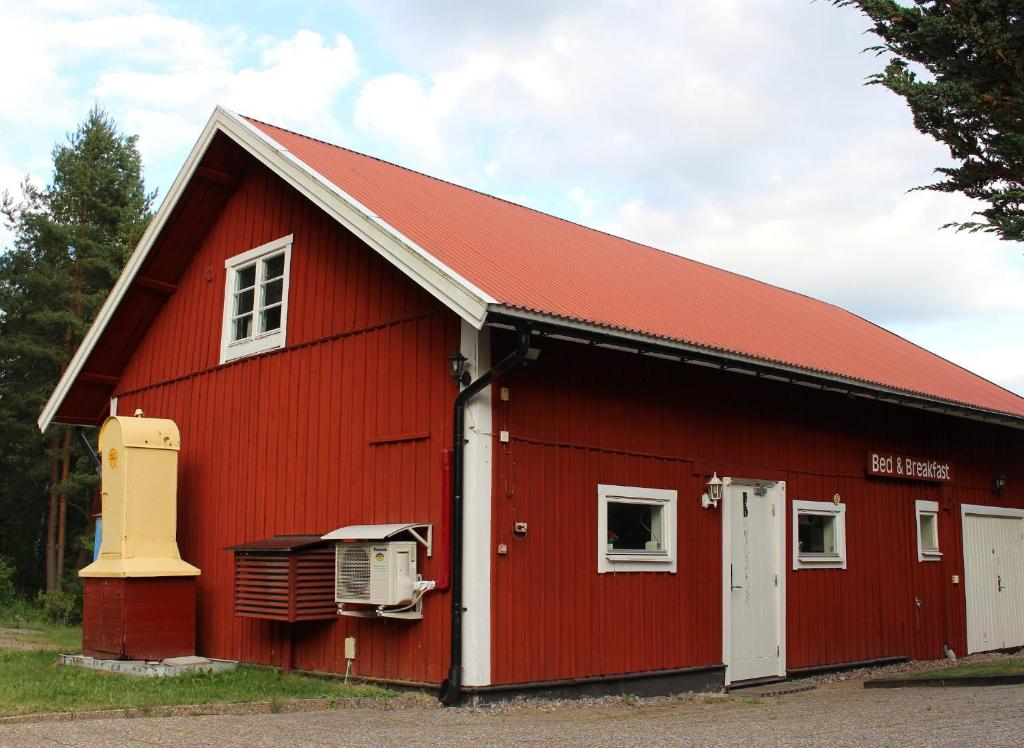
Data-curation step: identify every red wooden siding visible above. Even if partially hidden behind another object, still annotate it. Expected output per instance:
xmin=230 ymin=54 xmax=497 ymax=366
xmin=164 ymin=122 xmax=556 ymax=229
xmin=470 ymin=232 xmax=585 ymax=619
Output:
xmin=112 ymin=160 xmax=461 ymax=684
xmin=490 ymin=333 xmax=1024 ymax=684
xmin=90 ymin=147 xmax=1024 ymax=688
xmin=57 ymin=133 xmax=253 ymax=424
xmin=82 ymin=577 xmax=196 ymax=661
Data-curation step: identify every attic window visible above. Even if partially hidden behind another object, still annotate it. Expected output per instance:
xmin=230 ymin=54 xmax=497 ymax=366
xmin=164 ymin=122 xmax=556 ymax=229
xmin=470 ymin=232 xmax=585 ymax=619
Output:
xmin=220 ymin=235 xmax=292 ymax=363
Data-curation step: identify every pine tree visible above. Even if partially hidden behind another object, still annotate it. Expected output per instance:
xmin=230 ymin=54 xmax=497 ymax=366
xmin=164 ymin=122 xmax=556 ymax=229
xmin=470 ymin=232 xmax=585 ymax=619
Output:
xmin=0 ymin=106 xmax=153 ymax=592
xmin=833 ymin=1 xmax=1024 ymax=242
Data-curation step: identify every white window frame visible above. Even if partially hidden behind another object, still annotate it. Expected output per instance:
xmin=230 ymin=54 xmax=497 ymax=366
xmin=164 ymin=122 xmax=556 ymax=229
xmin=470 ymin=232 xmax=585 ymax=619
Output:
xmin=597 ymin=484 xmax=677 ymax=573
xmin=220 ymin=234 xmax=293 ymax=364
xmin=792 ymin=500 xmax=846 ymax=570
xmin=915 ymin=499 xmax=942 ymax=562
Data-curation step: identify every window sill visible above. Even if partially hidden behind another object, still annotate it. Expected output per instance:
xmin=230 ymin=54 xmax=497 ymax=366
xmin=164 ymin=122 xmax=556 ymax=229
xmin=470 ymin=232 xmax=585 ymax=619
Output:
xmin=605 ymin=551 xmax=670 ymax=563
xmin=221 ymin=333 xmax=286 ymax=364
xmin=919 ymin=551 xmax=942 ymax=562
xmin=795 ymin=554 xmax=845 ymax=569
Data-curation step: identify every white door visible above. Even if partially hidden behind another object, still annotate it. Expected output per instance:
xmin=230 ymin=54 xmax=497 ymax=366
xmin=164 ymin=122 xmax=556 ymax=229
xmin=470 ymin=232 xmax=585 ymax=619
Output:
xmin=727 ymin=484 xmax=782 ymax=682
xmin=963 ymin=509 xmax=1024 ymax=653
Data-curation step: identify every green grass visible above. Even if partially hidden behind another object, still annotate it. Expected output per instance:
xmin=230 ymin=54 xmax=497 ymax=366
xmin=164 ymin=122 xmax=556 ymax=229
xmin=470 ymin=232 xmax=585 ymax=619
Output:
xmin=0 ymin=602 xmax=398 ymax=717
xmin=0 ymin=597 xmax=79 ymax=644
xmin=0 ymin=598 xmax=50 ymax=627
xmin=901 ymin=656 xmax=1024 ymax=680
xmin=0 ymin=623 xmax=81 ymax=652
xmin=0 ymin=649 xmax=394 ymax=717
xmin=0 ymin=594 xmax=82 ymax=651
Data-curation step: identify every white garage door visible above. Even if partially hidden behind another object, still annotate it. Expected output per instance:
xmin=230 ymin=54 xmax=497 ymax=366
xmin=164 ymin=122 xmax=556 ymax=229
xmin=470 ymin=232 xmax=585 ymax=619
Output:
xmin=962 ymin=505 xmax=1024 ymax=654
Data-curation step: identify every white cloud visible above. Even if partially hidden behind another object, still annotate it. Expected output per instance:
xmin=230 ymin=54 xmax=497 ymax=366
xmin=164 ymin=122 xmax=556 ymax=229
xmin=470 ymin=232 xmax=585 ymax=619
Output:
xmin=95 ymin=30 xmax=359 ymax=163
xmin=567 ymin=186 xmax=596 ymax=221
xmin=348 ymin=2 xmax=829 ymax=186
xmin=354 ymin=52 xmax=516 ymax=169
xmin=0 ymin=4 xmax=358 ymax=194
xmin=355 ymin=74 xmax=446 ymax=163
xmin=951 ymin=346 xmax=1024 ymax=396
xmin=599 ymin=161 xmax=1024 ymax=324
xmin=893 ymin=315 xmax=1024 ymax=397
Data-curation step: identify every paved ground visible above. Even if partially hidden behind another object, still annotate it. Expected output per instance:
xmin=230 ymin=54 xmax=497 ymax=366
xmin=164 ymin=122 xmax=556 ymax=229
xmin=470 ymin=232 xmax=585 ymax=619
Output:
xmin=1 ymin=678 xmax=1021 ymax=748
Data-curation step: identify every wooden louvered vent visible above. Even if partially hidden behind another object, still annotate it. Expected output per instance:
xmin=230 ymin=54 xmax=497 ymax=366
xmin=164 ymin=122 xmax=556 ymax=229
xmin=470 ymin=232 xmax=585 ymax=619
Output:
xmin=226 ymin=536 xmax=337 ymax=622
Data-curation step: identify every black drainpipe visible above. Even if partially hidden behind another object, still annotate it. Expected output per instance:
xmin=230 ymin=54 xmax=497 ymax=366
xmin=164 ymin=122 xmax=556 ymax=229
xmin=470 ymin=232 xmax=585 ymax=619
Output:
xmin=439 ymin=323 xmax=532 ymax=706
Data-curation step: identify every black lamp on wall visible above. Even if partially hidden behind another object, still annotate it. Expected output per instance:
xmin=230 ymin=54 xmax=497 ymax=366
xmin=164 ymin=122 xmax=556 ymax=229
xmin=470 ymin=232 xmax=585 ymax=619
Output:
xmin=993 ymin=474 xmax=1007 ymax=493
xmin=446 ymin=351 xmax=471 ymax=387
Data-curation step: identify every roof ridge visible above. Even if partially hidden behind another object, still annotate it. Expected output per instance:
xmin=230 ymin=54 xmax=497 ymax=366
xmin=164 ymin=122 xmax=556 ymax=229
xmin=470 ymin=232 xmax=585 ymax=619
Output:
xmin=241 ymin=115 xmax=853 ymax=311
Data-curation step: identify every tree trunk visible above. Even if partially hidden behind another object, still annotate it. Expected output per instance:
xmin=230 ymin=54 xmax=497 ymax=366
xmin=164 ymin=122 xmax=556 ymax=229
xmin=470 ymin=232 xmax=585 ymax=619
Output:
xmin=45 ymin=432 xmax=60 ymax=591
xmin=55 ymin=428 xmax=72 ymax=591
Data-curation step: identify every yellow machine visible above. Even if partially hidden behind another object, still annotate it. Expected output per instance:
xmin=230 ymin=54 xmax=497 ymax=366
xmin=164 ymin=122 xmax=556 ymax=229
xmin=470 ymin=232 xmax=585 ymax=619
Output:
xmin=79 ymin=412 xmax=200 ymax=578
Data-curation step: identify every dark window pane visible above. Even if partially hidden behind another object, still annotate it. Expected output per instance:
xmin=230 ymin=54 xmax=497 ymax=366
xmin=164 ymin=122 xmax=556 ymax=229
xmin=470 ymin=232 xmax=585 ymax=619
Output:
xmin=261 ymin=304 xmax=282 ymax=333
xmin=798 ymin=513 xmax=836 ymax=554
xmin=235 ymin=288 xmax=254 ymax=315
xmin=236 ymin=264 xmax=256 ymax=290
xmin=264 ymin=253 xmax=285 ymax=279
xmin=262 ymin=278 xmax=283 ymax=306
xmin=233 ymin=314 xmax=253 ymax=341
xmin=607 ymin=502 xmax=663 ymax=552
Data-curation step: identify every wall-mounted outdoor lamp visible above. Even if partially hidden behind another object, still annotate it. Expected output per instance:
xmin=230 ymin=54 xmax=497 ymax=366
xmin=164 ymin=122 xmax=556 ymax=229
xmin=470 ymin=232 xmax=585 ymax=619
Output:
xmin=994 ymin=474 xmax=1007 ymax=493
xmin=702 ymin=472 xmax=723 ymax=509
xmin=446 ymin=351 xmax=471 ymax=387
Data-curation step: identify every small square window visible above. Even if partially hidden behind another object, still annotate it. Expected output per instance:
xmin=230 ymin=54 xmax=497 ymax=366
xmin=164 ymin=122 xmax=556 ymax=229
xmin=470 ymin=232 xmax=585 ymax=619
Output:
xmin=916 ymin=500 xmax=941 ymax=561
xmin=597 ymin=484 xmax=676 ymax=573
xmin=220 ymin=235 xmax=292 ymax=363
xmin=793 ymin=500 xmax=846 ymax=570
xmin=798 ymin=513 xmax=837 ymax=555
xmin=607 ymin=502 xmax=665 ymax=553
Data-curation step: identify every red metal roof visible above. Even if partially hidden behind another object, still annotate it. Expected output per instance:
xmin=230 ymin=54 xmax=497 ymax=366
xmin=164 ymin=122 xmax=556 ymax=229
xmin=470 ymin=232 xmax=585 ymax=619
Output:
xmin=242 ymin=118 xmax=1024 ymax=419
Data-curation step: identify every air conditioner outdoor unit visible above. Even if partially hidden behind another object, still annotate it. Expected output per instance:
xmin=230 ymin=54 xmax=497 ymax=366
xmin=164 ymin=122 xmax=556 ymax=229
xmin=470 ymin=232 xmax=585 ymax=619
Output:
xmin=335 ymin=541 xmax=417 ymax=607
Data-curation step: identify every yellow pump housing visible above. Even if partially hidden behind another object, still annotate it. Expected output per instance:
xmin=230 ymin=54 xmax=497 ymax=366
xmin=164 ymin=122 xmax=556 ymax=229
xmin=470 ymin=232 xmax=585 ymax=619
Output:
xmin=79 ymin=414 xmax=200 ymax=578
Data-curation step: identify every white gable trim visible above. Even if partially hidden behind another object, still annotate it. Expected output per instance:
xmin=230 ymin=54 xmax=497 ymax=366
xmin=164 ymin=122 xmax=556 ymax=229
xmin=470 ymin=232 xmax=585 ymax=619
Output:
xmin=38 ymin=110 xmax=225 ymax=432
xmin=225 ymin=112 xmax=495 ymax=319
xmin=38 ymin=106 xmax=492 ymax=432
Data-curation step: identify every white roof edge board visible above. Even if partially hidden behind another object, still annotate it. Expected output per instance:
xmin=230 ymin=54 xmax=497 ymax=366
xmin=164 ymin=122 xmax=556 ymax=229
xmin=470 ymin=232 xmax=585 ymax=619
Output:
xmin=488 ymin=305 xmax=1024 ymax=430
xmin=37 ymin=108 xmax=228 ymax=433
xmin=38 ymin=106 xmax=492 ymax=432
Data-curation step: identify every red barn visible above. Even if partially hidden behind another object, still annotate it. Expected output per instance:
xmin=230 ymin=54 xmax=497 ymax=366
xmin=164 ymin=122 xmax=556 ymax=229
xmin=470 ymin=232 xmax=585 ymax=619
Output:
xmin=41 ymin=107 xmax=1024 ymax=701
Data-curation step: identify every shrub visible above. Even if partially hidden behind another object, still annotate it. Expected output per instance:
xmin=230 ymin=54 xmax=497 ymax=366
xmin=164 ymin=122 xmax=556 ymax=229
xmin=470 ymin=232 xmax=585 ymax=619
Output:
xmin=0 ymin=557 xmax=16 ymax=608
xmin=35 ymin=589 xmax=81 ymax=626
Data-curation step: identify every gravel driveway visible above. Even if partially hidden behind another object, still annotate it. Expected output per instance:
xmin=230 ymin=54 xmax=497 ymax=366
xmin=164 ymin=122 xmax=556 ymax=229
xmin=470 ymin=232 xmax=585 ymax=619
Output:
xmin=1 ymin=677 xmax=1021 ymax=748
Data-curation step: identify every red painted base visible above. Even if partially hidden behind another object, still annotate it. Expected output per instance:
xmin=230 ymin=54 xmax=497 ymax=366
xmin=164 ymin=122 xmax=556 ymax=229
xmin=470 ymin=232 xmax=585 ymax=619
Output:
xmin=82 ymin=577 xmax=197 ymax=660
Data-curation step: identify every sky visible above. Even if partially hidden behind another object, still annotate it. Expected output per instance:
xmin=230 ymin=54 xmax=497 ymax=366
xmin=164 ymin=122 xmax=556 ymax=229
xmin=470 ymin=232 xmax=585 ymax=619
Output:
xmin=2 ymin=0 xmax=1023 ymax=395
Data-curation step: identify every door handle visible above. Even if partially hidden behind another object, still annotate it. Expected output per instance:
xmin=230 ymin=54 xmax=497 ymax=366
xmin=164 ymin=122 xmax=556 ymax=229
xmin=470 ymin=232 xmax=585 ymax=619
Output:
xmin=998 ymin=575 xmax=1005 ymax=592
xmin=730 ymin=565 xmax=741 ymax=590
